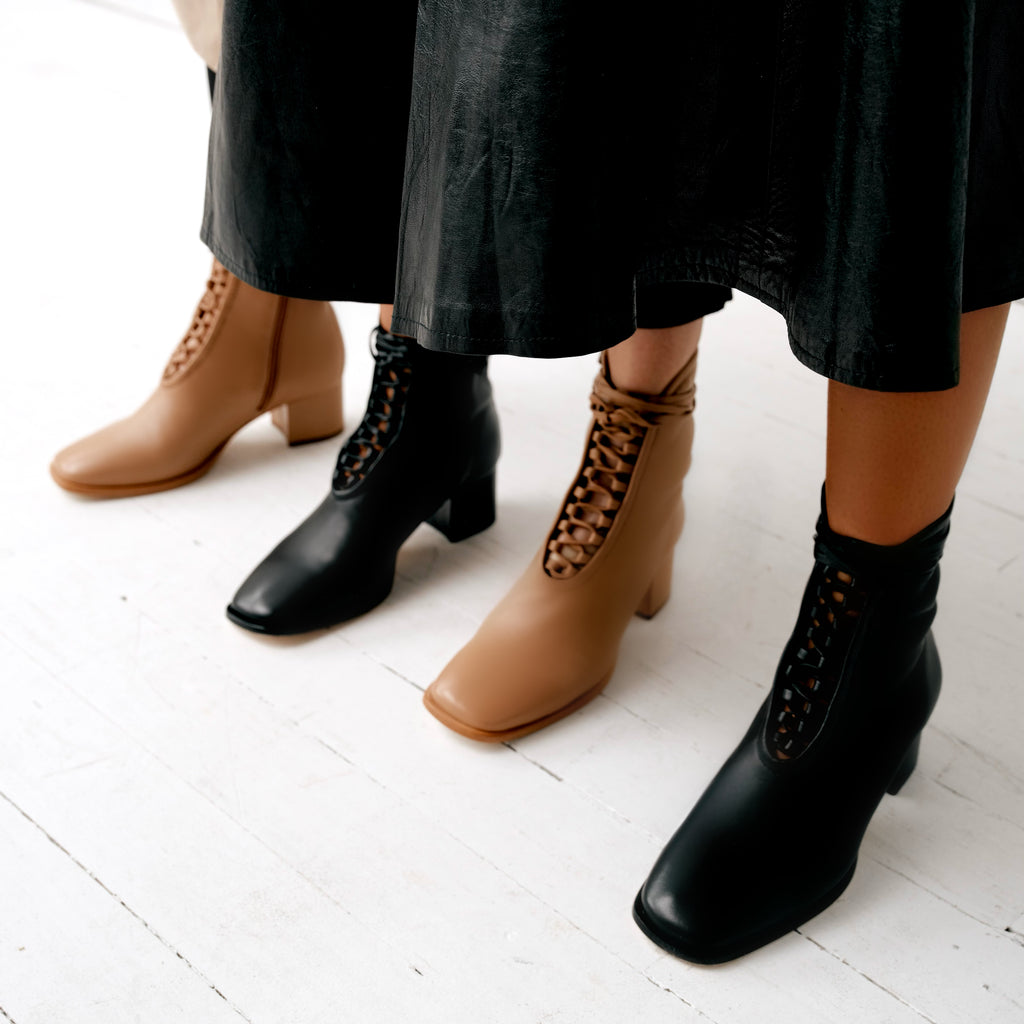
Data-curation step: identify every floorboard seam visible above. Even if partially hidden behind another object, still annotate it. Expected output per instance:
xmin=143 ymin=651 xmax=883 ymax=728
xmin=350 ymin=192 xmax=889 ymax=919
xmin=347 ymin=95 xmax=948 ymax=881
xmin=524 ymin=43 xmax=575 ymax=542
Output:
xmin=872 ymin=859 xmax=993 ymax=929
xmin=435 ymin=824 xmax=666 ymax=986
xmin=800 ymin=933 xmax=938 ymax=1022
xmin=971 ymin=495 xmax=1024 ymax=525
xmin=504 ymin=741 xmax=666 ymax=843
xmin=336 ymin=639 xmax=428 ymax=694
xmin=0 ymin=790 xmax=252 ymax=1022
xmin=642 ymin=973 xmax=723 ymax=1023
xmin=18 ymin=672 xmax=446 ymax=974
xmin=930 ymin=778 xmax=1024 ymax=836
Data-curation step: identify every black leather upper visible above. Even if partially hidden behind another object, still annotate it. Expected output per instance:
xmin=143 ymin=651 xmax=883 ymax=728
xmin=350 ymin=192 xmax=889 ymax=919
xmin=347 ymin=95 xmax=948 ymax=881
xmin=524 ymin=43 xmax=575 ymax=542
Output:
xmin=633 ymin=497 xmax=952 ymax=963
xmin=228 ymin=338 xmax=500 ymax=634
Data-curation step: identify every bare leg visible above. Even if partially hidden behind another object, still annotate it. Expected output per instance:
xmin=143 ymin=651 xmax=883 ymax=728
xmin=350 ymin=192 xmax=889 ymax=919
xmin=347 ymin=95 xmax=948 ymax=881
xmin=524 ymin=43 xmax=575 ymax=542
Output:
xmin=606 ymin=320 xmax=703 ymax=394
xmin=826 ymin=303 xmax=1009 ymax=545
xmin=379 ymin=303 xmax=394 ymax=332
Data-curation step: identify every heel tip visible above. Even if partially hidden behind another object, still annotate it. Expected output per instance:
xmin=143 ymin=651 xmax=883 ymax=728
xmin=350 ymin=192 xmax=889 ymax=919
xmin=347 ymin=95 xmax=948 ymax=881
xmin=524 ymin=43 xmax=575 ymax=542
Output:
xmin=427 ymin=473 xmax=496 ymax=542
xmin=635 ymin=595 xmax=670 ymax=620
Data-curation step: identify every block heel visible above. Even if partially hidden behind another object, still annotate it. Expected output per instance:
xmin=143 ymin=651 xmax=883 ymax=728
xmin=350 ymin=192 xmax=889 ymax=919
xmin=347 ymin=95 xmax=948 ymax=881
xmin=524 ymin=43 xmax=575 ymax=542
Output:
xmin=271 ymin=384 xmax=344 ymax=445
xmin=886 ymin=733 xmax=921 ymax=795
xmin=635 ymin=550 xmax=674 ymax=619
xmin=427 ymin=472 xmax=497 ymax=542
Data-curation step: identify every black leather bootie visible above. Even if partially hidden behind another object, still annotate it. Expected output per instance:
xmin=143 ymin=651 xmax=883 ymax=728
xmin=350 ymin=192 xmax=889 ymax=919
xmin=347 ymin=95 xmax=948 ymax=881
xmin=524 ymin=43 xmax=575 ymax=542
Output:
xmin=633 ymin=490 xmax=952 ymax=963
xmin=227 ymin=328 xmax=501 ymax=634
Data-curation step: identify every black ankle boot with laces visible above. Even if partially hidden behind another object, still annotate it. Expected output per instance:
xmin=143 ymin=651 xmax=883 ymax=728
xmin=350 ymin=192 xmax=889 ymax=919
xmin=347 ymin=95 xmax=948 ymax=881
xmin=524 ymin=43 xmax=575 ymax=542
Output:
xmin=227 ymin=327 xmax=500 ymax=634
xmin=633 ymin=488 xmax=952 ymax=963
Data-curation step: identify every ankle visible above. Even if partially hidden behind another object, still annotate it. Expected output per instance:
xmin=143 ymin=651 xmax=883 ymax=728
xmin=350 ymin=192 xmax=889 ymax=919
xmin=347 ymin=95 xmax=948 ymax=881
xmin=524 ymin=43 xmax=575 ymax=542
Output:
xmin=816 ymin=486 xmax=953 ymax=575
xmin=605 ymin=322 xmax=701 ymax=395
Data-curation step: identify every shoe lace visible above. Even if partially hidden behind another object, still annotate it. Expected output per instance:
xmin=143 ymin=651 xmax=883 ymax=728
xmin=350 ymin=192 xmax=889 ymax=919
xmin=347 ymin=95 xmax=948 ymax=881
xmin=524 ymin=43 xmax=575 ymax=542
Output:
xmin=544 ymin=374 xmax=686 ymax=579
xmin=162 ymin=261 xmax=232 ymax=383
xmin=768 ymin=564 xmax=866 ymax=760
xmin=333 ymin=329 xmax=414 ymax=491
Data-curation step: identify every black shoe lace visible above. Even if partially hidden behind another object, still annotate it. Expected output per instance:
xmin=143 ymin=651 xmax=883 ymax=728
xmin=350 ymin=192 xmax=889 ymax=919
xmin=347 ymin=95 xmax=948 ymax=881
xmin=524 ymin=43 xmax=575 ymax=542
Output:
xmin=332 ymin=328 xmax=414 ymax=492
xmin=767 ymin=564 xmax=866 ymax=760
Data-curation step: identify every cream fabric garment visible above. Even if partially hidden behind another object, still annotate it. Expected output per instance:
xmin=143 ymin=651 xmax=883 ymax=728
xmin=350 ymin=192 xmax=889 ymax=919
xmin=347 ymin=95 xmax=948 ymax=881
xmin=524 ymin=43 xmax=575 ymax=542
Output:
xmin=170 ymin=0 xmax=223 ymax=69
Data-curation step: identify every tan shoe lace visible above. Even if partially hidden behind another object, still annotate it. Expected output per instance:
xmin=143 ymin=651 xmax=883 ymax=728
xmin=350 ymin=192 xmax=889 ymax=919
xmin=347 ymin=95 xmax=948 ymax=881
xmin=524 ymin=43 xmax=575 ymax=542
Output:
xmin=162 ymin=260 xmax=232 ymax=383
xmin=544 ymin=370 xmax=694 ymax=579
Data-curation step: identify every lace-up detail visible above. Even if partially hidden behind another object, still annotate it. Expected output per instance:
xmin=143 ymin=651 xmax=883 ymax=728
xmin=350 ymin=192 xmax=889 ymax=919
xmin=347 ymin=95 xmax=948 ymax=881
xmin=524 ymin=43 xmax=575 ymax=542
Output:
xmin=162 ymin=261 xmax=232 ymax=383
xmin=333 ymin=329 xmax=414 ymax=491
xmin=544 ymin=369 xmax=693 ymax=579
xmin=767 ymin=564 xmax=866 ymax=760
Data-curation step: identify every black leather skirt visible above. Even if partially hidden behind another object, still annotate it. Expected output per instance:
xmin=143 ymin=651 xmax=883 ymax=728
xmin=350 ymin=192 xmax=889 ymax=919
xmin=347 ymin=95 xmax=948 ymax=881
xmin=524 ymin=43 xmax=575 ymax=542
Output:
xmin=203 ymin=1 xmax=1023 ymax=391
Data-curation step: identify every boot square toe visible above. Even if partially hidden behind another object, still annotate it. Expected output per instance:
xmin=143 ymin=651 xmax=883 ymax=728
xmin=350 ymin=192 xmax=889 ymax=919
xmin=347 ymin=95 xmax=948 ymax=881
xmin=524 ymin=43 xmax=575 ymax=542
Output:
xmin=632 ymin=855 xmax=858 ymax=965
xmin=423 ymin=660 xmax=613 ymax=742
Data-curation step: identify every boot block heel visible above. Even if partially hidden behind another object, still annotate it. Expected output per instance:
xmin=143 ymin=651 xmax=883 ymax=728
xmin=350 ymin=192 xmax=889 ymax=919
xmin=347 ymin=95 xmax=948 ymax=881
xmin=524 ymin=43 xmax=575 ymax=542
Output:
xmin=428 ymin=472 xmax=496 ymax=543
xmin=271 ymin=385 xmax=344 ymax=445
xmin=886 ymin=733 xmax=921 ymax=795
xmin=636 ymin=551 xmax=674 ymax=619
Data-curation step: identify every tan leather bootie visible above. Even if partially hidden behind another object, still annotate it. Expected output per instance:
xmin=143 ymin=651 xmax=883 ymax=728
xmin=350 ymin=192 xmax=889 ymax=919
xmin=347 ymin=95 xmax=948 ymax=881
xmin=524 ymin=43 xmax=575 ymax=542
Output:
xmin=424 ymin=349 xmax=697 ymax=741
xmin=51 ymin=260 xmax=345 ymax=497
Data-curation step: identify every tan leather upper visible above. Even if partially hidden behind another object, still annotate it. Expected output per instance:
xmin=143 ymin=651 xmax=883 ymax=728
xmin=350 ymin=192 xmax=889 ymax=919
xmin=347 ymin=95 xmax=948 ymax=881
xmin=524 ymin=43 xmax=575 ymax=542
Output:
xmin=51 ymin=261 xmax=344 ymax=496
xmin=425 ymin=352 xmax=697 ymax=737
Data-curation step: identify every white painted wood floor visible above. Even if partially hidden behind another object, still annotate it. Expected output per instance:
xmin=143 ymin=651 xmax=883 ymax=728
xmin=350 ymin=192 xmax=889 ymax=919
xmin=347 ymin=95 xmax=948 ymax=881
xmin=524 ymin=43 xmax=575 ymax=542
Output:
xmin=2 ymin=2 xmax=1023 ymax=1021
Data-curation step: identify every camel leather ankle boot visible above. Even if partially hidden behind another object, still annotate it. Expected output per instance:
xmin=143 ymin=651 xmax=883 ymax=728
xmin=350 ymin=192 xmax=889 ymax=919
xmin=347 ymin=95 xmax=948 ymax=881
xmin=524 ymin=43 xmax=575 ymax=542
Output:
xmin=633 ymin=491 xmax=952 ymax=964
xmin=226 ymin=329 xmax=501 ymax=634
xmin=50 ymin=259 xmax=345 ymax=497
xmin=423 ymin=349 xmax=698 ymax=742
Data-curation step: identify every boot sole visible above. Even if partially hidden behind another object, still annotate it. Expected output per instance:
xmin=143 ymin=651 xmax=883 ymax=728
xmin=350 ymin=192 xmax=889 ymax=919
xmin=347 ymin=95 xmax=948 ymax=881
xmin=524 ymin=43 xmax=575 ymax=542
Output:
xmin=50 ymin=421 xmax=343 ymax=498
xmin=422 ymin=668 xmax=614 ymax=743
xmin=50 ymin=443 xmax=228 ymax=498
xmin=224 ymin=574 xmax=394 ymax=636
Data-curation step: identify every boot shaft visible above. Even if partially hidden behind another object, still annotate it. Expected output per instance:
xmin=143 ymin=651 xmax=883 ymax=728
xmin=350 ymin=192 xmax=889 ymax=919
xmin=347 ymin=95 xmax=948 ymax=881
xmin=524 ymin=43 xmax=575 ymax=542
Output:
xmin=766 ymin=492 xmax=952 ymax=763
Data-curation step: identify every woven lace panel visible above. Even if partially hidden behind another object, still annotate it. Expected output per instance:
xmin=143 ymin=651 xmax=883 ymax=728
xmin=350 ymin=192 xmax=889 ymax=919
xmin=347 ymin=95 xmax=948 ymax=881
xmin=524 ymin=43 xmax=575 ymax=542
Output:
xmin=544 ymin=373 xmax=691 ymax=579
xmin=767 ymin=566 xmax=865 ymax=761
xmin=333 ymin=330 xmax=413 ymax=491
xmin=162 ymin=261 xmax=231 ymax=383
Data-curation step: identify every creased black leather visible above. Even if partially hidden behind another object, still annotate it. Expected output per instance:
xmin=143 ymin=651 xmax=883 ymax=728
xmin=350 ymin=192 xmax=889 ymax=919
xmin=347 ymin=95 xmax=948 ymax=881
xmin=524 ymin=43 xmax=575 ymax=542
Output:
xmin=201 ymin=1 xmax=731 ymax=328
xmin=201 ymin=2 xmax=1022 ymax=389
xmin=202 ymin=1 xmax=419 ymax=301
xmin=632 ymin=494 xmax=952 ymax=964
xmin=392 ymin=0 xmax=1024 ymax=390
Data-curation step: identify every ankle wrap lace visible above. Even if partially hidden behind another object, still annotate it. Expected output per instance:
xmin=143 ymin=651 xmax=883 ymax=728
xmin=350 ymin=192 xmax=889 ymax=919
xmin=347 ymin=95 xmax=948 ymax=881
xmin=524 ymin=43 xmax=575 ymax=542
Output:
xmin=163 ymin=261 xmax=231 ymax=383
xmin=333 ymin=329 xmax=414 ymax=492
xmin=767 ymin=563 xmax=866 ymax=760
xmin=544 ymin=371 xmax=694 ymax=579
